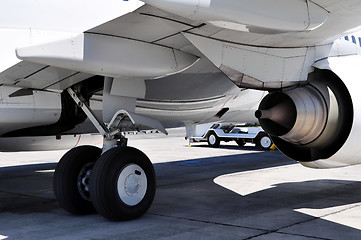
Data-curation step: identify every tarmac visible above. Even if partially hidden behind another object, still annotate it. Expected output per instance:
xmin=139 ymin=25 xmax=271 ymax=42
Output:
xmin=1 ymin=128 xmax=361 ymax=239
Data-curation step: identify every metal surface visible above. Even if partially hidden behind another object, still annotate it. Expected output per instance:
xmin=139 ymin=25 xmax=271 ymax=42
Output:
xmin=258 ymin=85 xmax=328 ymax=145
xmin=142 ymin=0 xmax=328 ymax=32
xmin=67 ymin=87 xmax=126 ymax=153
xmin=16 ymin=33 xmax=199 ymax=79
xmin=108 ymin=110 xmax=167 ymax=135
xmin=260 ymin=136 xmax=272 ymax=149
xmin=281 ymin=86 xmax=328 ymax=145
xmin=0 ymin=86 xmax=61 ymax=136
xmin=66 ymin=88 xmax=108 ymax=136
xmin=208 ymin=134 xmax=217 ymax=145
xmin=117 ymin=164 xmax=147 ymax=206
xmin=302 ymin=56 xmax=361 ymax=168
xmin=77 ymin=162 xmax=94 ymax=201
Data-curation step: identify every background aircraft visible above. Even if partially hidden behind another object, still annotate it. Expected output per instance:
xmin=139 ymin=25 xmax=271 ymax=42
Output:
xmin=2 ymin=0 xmax=361 ymax=221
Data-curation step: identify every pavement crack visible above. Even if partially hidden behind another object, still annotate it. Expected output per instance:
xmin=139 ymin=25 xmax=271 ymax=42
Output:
xmin=316 ymin=202 xmax=361 ymax=219
xmin=148 ymin=213 xmax=269 ymax=232
xmin=245 ymin=231 xmax=331 ymax=240
xmin=148 ymin=213 xmax=331 ymax=239
xmin=245 ymin=203 xmax=361 ymax=240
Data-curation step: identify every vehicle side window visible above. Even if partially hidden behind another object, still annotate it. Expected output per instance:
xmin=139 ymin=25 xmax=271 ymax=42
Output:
xmin=221 ymin=125 xmax=234 ymax=133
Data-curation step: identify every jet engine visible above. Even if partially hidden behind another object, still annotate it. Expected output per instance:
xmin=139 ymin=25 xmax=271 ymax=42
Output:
xmin=255 ymin=56 xmax=361 ymax=168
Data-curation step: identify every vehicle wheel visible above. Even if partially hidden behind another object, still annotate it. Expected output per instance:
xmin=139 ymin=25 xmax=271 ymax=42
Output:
xmin=207 ymin=132 xmax=220 ymax=148
xmin=53 ymin=145 xmax=101 ymax=215
xmin=235 ymin=139 xmax=245 ymax=147
xmin=90 ymin=147 xmax=156 ymax=221
xmin=256 ymin=133 xmax=273 ymax=150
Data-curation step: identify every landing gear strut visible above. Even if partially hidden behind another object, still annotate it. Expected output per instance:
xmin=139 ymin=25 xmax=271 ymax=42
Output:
xmin=53 ymin=85 xmax=162 ymax=221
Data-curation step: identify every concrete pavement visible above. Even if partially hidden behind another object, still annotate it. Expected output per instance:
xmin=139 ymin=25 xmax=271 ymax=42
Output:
xmin=0 ymin=129 xmax=361 ymax=239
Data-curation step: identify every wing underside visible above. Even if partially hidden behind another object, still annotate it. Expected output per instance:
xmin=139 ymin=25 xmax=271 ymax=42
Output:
xmin=4 ymin=2 xmax=361 ymax=92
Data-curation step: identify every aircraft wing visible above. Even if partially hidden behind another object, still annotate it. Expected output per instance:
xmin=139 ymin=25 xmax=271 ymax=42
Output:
xmin=1 ymin=5 xmax=200 ymax=92
xmin=140 ymin=0 xmax=361 ymax=48
xmin=12 ymin=1 xmax=361 ymax=92
xmin=14 ymin=5 xmax=202 ymax=87
xmin=0 ymin=61 xmax=93 ymax=91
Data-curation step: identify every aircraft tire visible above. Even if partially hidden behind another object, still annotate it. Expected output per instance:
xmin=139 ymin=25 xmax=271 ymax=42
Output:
xmin=207 ymin=132 xmax=220 ymax=147
xmin=90 ymin=146 xmax=156 ymax=221
xmin=53 ymin=145 xmax=101 ymax=215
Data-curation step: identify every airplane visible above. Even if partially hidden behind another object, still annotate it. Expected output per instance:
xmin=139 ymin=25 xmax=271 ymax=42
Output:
xmin=2 ymin=0 xmax=361 ymax=221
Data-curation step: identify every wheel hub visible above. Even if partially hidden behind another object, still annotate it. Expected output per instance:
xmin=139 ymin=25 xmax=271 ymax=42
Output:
xmin=260 ymin=136 xmax=271 ymax=148
xmin=117 ymin=164 xmax=147 ymax=206
xmin=125 ymin=173 xmax=140 ymax=196
xmin=77 ymin=162 xmax=94 ymax=201
xmin=209 ymin=135 xmax=216 ymax=145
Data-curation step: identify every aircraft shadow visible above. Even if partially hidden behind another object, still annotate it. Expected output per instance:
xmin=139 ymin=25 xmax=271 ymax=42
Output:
xmin=150 ymin=154 xmax=361 ymax=240
xmin=0 ymin=151 xmax=287 ymax=214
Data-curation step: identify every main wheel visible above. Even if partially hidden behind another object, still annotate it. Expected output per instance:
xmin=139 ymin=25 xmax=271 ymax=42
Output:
xmin=256 ymin=133 xmax=273 ymax=150
xmin=207 ymin=132 xmax=220 ymax=148
xmin=53 ymin=145 xmax=101 ymax=215
xmin=90 ymin=147 xmax=156 ymax=221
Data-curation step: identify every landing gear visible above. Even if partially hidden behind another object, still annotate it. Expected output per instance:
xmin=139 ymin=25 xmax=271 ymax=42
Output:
xmin=54 ymin=145 xmax=155 ymax=220
xmin=53 ymin=145 xmax=101 ymax=214
xmin=53 ymin=85 xmax=163 ymax=221
xmin=90 ymin=147 xmax=156 ymax=221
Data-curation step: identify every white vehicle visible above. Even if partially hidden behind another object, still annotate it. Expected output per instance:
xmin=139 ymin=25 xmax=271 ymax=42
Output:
xmin=2 ymin=0 xmax=361 ymax=222
xmin=189 ymin=123 xmax=273 ymax=150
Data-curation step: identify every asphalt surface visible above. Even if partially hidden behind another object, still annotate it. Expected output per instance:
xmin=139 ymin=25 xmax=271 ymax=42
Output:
xmin=1 ymin=128 xmax=361 ymax=239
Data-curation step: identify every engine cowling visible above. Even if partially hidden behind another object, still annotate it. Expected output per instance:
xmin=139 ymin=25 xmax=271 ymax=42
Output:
xmin=142 ymin=0 xmax=328 ymax=32
xmin=256 ymin=55 xmax=361 ymax=168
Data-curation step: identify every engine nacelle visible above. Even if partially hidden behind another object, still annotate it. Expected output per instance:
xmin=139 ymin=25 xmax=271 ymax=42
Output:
xmin=142 ymin=0 xmax=328 ymax=32
xmin=256 ymin=55 xmax=361 ymax=168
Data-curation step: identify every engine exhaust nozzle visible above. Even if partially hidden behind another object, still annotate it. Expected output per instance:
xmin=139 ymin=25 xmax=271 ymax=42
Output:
xmin=256 ymin=85 xmax=328 ymax=145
